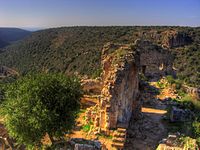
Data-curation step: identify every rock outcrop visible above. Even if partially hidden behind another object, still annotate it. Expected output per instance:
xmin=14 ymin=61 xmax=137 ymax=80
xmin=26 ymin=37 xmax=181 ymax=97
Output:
xmin=0 ymin=66 xmax=19 ymax=78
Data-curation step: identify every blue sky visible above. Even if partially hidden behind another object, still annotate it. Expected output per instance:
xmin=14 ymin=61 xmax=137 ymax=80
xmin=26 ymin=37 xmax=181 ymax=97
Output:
xmin=0 ymin=0 xmax=200 ymax=29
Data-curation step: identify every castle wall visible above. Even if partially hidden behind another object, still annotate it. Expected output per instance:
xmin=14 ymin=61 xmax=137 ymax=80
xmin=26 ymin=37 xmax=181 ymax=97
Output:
xmin=98 ymin=43 xmax=140 ymax=131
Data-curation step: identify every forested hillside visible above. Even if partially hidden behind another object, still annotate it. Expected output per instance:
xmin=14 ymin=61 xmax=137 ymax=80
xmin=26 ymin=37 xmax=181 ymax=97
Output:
xmin=0 ymin=28 xmax=31 ymax=48
xmin=0 ymin=26 xmax=199 ymax=87
xmin=173 ymin=27 xmax=200 ymax=87
xmin=0 ymin=39 xmax=8 ymax=49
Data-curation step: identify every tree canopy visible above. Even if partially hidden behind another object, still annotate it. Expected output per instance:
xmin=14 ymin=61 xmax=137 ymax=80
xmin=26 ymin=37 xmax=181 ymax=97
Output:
xmin=0 ymin=73 xmax=82 ymax=148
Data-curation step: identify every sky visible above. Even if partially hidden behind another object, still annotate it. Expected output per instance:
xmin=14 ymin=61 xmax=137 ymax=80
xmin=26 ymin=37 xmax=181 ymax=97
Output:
xmin=0 ymin=0 xmax=200 ymax=29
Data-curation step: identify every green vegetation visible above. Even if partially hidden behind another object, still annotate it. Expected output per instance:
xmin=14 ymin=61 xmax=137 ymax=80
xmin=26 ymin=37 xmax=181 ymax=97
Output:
xmin=0 ymin=27 xmax=30 ymax=48
xmin=0 ymin=26 xmax=199 ymax=88
xmin=0 ymin=73 xmax=83 ymax=149
xmin=0 ymin=26 xmax=140 ymax=76
xmin=157 ymin=76 xmax=200 ymax=147
xmin=172 ymin=28 xmax=200 ymax=88
xmin=97 ymin=133 xmax=113 ymax=139
xmin=82 ymin=124 xmax=92 ymax=133
xmin=178 ymin=136 xmax=198 ymax=149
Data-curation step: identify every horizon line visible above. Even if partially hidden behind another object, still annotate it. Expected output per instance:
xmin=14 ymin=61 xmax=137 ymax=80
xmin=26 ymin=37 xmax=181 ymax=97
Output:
xmin=1 ymin=25 xmax=200 ymax=31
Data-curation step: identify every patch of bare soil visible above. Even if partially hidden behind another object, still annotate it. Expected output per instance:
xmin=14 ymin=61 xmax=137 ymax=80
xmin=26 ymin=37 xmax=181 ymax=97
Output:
xmin=67 ymin=110 xmax=113 ymax=150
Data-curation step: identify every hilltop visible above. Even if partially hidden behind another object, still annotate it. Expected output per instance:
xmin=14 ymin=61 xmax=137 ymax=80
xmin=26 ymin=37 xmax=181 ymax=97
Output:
xmin=0 ymin=28 xmax=31 ymax=48
xmin=0 ymin=26 xmax=199 ymax=88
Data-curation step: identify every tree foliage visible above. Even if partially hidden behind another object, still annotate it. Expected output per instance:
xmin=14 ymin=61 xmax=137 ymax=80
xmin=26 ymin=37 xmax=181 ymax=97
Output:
xmin=0 ymin=26 xmax=199 ymax=87
xmin=0 ymin=73 xmax=82 ymax=148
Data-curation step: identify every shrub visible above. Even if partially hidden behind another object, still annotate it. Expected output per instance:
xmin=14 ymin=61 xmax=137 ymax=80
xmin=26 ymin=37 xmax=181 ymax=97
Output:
xmin=82 ymin=124 xmax=91 ymax=132
xmin=193 ymin=121 xmax=200 ymax=137
xmin=166 ymin=75 xmax=175 ymax=85
xmin=0 ymin=73 xmax=83 ymax=149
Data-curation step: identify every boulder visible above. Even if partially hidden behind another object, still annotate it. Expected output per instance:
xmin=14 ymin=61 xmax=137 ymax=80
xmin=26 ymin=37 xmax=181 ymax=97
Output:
xmin=70 ymin=138 xmax=102 ymax=150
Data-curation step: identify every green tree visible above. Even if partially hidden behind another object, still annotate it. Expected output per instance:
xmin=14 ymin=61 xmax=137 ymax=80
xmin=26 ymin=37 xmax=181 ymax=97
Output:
xmin=0 ymin=74 xmax=82 ymax=149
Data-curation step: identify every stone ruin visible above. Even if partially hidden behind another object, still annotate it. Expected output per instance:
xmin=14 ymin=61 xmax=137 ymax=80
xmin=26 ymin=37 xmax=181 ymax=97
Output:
xmin=135 ymin=29 xmax=192 ymax=48
xmin=137 ymin=40 xmax=175 ymax=80
xmin=84 ymin=42 xmax=141 ymax=134
xmin=83 ymin=39 xmax=177 ymax=134
xmin=99 ymin=43 xmax=141 ymax=131
xmin=161 ymin=30 xmax=192 ymax=48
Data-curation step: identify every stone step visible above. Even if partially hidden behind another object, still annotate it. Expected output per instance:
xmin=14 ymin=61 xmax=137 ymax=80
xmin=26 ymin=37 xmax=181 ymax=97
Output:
xmin=112 ymin=137 xmax=125 ymax=143
xmin=113 ymin=132 xmax=126 ymax=138
xmin=111 ymin=128 xmax=127 ymax=149
xmin=111 ymin=141 xmax=124 ymax=149
xmin=117 ymin=128 xmax=127 ymax=133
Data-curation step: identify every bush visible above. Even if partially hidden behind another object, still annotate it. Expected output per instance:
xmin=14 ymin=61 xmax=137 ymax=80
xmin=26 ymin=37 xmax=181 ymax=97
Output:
xmin=156 ymin=81 xmax=165 ymax=89
xmin=193 ymin=121 xmax=200 ymax=137
xmin=82 ymin=124 xmax=91 ymax=132
xmin=0 ymin=73 xmax=83 ymax=149
xmin=166 ymin=75 xmax=175 ymax=85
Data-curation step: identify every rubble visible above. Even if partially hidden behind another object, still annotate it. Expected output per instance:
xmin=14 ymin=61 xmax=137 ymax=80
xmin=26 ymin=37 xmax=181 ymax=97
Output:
xmin=69 ymin=138 xmax=102 ymax=150
xmin=170 ymin=106 xmax=194 ymax=122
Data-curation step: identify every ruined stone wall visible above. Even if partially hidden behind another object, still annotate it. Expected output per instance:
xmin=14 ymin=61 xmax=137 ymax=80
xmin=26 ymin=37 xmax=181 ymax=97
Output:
xmin=81 ymin=79 xmax=102 ymax=95
xmin=98 ymin=43 xmax=140 ymax=131
xmin=136 ymin=40 xmax=174 ymax=79
xmin=135 ymin=29 xmax=192 ymax=48
xmin=85 ymin=39 xmax=177 ymax=133
xmin=161 ymin=30 xmax=192 ymax=48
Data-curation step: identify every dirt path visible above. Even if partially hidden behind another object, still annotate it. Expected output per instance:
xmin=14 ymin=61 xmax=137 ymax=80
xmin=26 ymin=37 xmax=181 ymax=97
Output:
xmin=125 ymin=82 xmax=169 ymax=150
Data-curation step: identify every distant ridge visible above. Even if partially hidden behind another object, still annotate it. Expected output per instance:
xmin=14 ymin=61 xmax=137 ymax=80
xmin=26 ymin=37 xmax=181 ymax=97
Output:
xmin=0 ymin=27 xmax=31 ymax=48
xmin=0 ymin=26 xmax=199 ymax=88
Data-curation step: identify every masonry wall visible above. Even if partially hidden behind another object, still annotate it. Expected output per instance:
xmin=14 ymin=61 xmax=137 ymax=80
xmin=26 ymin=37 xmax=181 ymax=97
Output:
xmin=98 ymin=43 xmax=140 ymax=131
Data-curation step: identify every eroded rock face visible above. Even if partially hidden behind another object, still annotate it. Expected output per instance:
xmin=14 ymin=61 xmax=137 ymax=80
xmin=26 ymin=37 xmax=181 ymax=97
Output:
xmin=98 ymin=43 xmax=141 ymax=131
